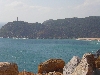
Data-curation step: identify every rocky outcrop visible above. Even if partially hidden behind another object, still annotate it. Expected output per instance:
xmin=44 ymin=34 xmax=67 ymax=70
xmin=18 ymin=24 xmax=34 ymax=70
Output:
xmin=0 ymin=62 xmax=18 ymax=75
xmin=71 ymin=53 xmax=95 ymax=75
xmin=63 ymin=56 xmax=80 ymax=75
xmin=95 ymin=56 xmax=100 ymax=68
xmin=36 ymin=71 xmax=63 ymax=75
xmin=18 ymin=71 xmax=34 ymax=75
xmin=47 ymin=71 xmax=63 ymax=75
xmin=1 ymin=52 xmax=100 ymax=75
xmin=38 ymin=59 xmax=65 ymax=74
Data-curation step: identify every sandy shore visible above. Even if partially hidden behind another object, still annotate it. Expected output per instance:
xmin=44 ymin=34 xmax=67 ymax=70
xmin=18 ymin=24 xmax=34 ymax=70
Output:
xmin=77 ymin=38 xmax=100 ymax=41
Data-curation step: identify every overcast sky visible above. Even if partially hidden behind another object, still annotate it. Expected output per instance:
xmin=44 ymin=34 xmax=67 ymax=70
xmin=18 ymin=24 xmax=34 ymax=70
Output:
xmin=0 ymin=0 xmax=100 ymax=23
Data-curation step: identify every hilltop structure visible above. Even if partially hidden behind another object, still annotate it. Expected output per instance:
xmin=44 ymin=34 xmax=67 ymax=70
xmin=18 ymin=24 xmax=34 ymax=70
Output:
xmin=17 ymin=17 xmax=18 ymax=21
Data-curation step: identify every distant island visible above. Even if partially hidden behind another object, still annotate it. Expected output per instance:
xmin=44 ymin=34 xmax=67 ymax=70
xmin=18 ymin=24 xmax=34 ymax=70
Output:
xmin=0 ymin=16 xmax=100 ymax=39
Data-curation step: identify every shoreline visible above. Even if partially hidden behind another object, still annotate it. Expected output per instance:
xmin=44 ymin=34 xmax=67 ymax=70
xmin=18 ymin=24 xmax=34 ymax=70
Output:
xmin=77 ymin=38 xmax=100 ymax=41
xmin=1 ymin=52 xmax=100 ymax=75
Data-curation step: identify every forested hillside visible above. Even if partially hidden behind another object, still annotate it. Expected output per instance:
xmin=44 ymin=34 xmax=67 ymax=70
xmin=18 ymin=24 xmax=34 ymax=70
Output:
xmin=0 ymin=16 xmax=100 ymax=39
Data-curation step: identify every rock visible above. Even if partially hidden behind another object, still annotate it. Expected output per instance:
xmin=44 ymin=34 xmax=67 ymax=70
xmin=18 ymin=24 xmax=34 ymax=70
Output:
xmin=36 ymin=71 xmax=63 ymax=75
xmin=95 ymin=56 xmax=100 ymax=68
xmin=0 ymin=62 xmax=18 ymax=75
xmin=38 ymin=59 xmax=65 ymax=74
xmin=92 ymin=68 xmax=100 ymax=75
xmin=63 ymin=56 xmax=80 ymax=75
xmin=18 ymin=71 xmax=34 ymax=75
xmin=96 ymin=49 xmax=100 ymax=57
xmin=71 ymin=53 xmax=95 ymax=75
xmin=47 ymin=71 xmax=63 ymax=75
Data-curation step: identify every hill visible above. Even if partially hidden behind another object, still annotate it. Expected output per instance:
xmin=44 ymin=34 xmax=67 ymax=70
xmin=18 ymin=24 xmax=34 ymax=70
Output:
xmin=0 ymin=16 xmax=100 ymax=39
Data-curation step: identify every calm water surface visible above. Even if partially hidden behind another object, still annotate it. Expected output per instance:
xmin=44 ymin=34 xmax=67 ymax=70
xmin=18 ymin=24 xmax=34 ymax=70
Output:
xmin=0 ymin=38 xmax=100 ymax=73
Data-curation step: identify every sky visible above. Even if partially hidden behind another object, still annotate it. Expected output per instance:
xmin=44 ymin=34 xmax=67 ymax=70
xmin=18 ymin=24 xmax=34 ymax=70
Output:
xmin=0 ymin=0 xmax=100 ymax=23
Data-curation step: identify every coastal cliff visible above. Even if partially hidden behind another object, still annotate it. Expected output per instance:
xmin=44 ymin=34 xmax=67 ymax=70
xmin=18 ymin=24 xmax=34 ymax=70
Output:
xmin=0 ymin=52 xmax=100 ymax=75
xmin=0 ymin=16 xmax=100 ymax=39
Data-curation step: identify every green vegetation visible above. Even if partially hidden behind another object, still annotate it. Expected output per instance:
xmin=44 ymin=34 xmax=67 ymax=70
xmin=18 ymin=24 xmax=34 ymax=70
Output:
xmin=0 ymin=16 xmax=100 ymax=39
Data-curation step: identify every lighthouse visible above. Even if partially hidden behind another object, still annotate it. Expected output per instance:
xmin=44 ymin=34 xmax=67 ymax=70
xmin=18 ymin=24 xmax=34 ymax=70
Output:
xmin=17 ymin=17 xmax=18 ymax=21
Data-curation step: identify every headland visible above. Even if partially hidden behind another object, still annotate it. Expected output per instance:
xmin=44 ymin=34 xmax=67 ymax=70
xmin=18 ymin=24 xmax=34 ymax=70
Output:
xmin=0 ymin=16 xmax=100 ymax=39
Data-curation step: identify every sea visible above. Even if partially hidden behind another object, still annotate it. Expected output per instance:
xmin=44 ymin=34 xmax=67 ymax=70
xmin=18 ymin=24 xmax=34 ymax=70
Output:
xmin=0 ymin=38 xmax=100 ymax=73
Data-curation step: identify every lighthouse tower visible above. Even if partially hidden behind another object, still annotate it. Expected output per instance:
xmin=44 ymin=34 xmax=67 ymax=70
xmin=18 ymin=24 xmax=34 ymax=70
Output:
xmin=17 ymin=17 xmax=18 ymax=21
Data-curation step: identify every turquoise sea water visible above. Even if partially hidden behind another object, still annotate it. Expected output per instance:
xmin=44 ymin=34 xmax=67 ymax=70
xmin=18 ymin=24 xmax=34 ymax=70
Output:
xmin=0 ymin=38 xmax=100 ymax=73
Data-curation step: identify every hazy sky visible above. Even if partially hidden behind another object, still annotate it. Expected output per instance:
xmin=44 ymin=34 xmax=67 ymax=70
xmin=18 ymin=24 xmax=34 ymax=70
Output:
xmin=0 ymin=0 xmax=100 ymax=23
